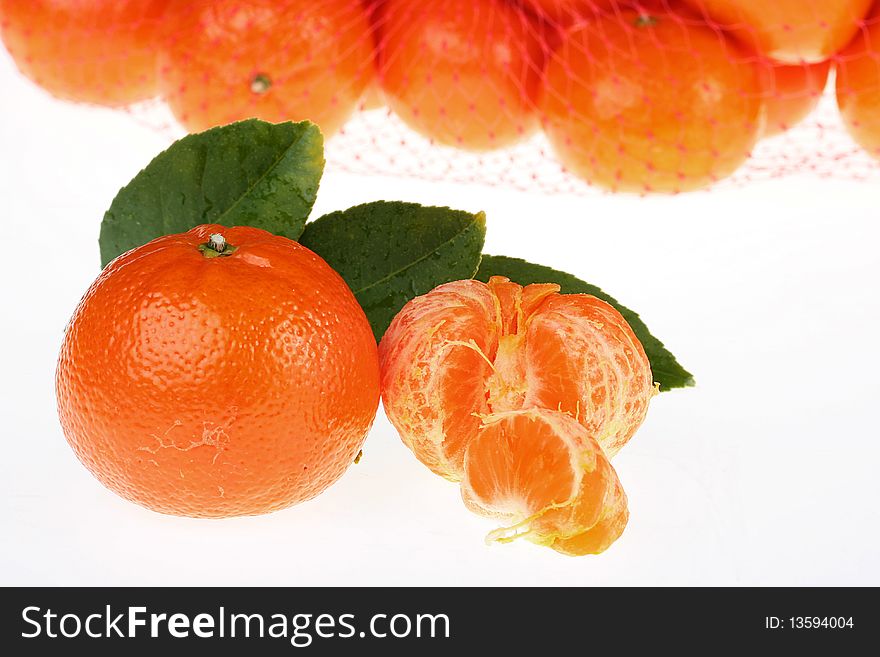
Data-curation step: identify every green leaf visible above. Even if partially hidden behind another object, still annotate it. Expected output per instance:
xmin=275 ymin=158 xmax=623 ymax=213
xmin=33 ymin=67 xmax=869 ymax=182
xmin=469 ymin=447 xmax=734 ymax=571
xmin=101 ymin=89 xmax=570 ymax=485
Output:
xmin=475 ymin=255 xmax=694 ymax=391
xmin=99 ymin=119 xmax=324 ymax=267
xmin=299 ymin=201 xmax=487 ymax=341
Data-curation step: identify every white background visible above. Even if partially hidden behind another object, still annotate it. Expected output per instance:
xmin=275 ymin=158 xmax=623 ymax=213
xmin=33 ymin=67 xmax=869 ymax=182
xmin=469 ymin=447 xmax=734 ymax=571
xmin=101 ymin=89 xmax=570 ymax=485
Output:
xmin=1 ymin=49 xmax=878 ymax=587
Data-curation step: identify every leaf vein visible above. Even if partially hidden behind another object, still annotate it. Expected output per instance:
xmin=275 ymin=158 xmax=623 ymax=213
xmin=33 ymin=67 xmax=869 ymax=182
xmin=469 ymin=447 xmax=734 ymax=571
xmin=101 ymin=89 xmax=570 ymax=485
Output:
xmin=212 ymin=129 xmax=303 ymax=226
xmin=353 ymin=222 xmax=478 ymax=295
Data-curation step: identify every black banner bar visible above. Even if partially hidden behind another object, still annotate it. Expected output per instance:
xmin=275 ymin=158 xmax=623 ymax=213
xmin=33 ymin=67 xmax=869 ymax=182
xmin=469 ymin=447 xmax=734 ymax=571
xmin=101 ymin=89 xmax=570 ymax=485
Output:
xmin=0 ymin=587 xmax=872 ymax=654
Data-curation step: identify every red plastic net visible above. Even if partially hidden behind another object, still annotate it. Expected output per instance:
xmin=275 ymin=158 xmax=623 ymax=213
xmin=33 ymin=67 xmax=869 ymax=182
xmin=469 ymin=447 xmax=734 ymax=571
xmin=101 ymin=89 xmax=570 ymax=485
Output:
xmin=2 ymin=0 xmax=880 ymax=193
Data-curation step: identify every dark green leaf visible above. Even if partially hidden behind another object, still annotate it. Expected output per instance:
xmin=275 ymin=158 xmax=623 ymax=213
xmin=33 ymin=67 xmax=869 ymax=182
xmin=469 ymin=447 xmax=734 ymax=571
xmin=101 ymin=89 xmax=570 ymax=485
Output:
xmin=99 ymin=119 xmax=324 ymax=267
xmin=475 ymin=255 xmax=694 ymax=391
xmin=300 ymin=201 xmax=486 ymax=341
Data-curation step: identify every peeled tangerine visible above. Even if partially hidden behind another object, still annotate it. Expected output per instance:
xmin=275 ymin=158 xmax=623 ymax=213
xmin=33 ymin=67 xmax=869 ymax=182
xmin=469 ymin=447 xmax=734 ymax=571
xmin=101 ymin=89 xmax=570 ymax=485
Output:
xmin=379 ymin=276 xmax=656 ymax=555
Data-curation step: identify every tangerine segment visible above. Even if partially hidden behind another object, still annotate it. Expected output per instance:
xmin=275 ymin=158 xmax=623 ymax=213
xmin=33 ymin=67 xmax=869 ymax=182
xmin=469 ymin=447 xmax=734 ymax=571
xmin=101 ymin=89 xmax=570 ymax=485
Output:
xmin=379 ymin=281 xmax=499 ymax=480
xmin=683 ymin=0 xmax=874 ymax=64
xmin=550 ymin=474 xmax=628 ymax=556
xmin=378 ymin=0 xmax=544 ymax=150
xmin=836 ymin=4 xmax=880 ymax=161
xmin=158 ymin=0 xmax=374 ymax=134
xmin=0 ymin=0 xmax=169 ymax=106
xmin=57 ymin=225 xmax=380 ymax=518
xmin=761 ymin=59 xmax=831 ymax=138
xmin=539 ymin=10 xmax=765 ymax=194
xmin=461 ymin=408 xmax=627 ymax=555
xmin=522 ymin=293 xmax=655 ymax=457
xmin=379 ymin=276 xmax=655 ymax=480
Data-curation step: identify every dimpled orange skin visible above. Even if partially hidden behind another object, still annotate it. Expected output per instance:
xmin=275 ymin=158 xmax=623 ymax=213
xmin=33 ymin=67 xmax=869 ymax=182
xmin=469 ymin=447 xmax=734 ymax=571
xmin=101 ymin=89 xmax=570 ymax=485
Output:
xmin=56 ymin=225 xmax=380 ymax=518
xmin=836 ymin=3 xmax=880 ymax=161
xmin=0 ymin=0 xmax=169 ymax=106
xmin=378 ymin=276 xmax=655 ymax=482
xmin=683 ymin=0 xmax=875 ymax=64
xmin=378 ymin=0 xmax=545 ymax=150
xmin=540 ymin=10 xmax=765 ymax=194
xmin=158 ymin=0 xmax=375 ymax=135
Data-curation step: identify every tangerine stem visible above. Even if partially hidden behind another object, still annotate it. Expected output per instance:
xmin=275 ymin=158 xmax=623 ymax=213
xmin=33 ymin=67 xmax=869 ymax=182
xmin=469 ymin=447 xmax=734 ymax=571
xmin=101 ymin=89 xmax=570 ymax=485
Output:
xmin=251 ymin=73 xmax=272 ymax=94
xmin=198 ymin=233 xmax=238 ymax=258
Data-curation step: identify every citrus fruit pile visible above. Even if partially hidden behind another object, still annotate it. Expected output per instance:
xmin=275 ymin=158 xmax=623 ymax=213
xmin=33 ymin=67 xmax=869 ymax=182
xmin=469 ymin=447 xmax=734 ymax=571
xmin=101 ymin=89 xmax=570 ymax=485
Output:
xmin=3 ymin=0 xmax=880 ymax=192
xmin=379 ymin=275 xmax=656 ymax=555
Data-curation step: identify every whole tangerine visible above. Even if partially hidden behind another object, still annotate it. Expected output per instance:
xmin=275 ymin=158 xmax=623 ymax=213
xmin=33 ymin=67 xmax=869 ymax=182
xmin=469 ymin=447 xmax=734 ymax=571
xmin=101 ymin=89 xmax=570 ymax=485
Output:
xmin=378 ymin=0 xmax=545 ymax=150
xmin=539 ymin=9 xmax=765 ymax=193
xmin=158 ymin=0 xmax=375 ymax=135
xmin=56 ymin=225 xmax=380 ymax=518
xmin=0 ymin=0 xmax=169 ymax=106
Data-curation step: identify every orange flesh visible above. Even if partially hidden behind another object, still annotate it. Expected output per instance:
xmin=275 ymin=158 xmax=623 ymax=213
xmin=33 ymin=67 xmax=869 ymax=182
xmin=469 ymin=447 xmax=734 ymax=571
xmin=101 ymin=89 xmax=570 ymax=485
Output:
xmin=463 ymin=412 xmax=580 ymax=517
xmin=379 ymin=276 xmax=654 ymax=555
xmin=379 ymin=283 xmax=498 ymax=479
xmin=551 ymin=476 xmax=628 ymax=556
xmin=380 ymin=276 xmax=654 ymax=482
xmin=461 ymin=409 xmax=626 ymax=555
xmin=437 ymin=345 xmax=495 ymax=472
